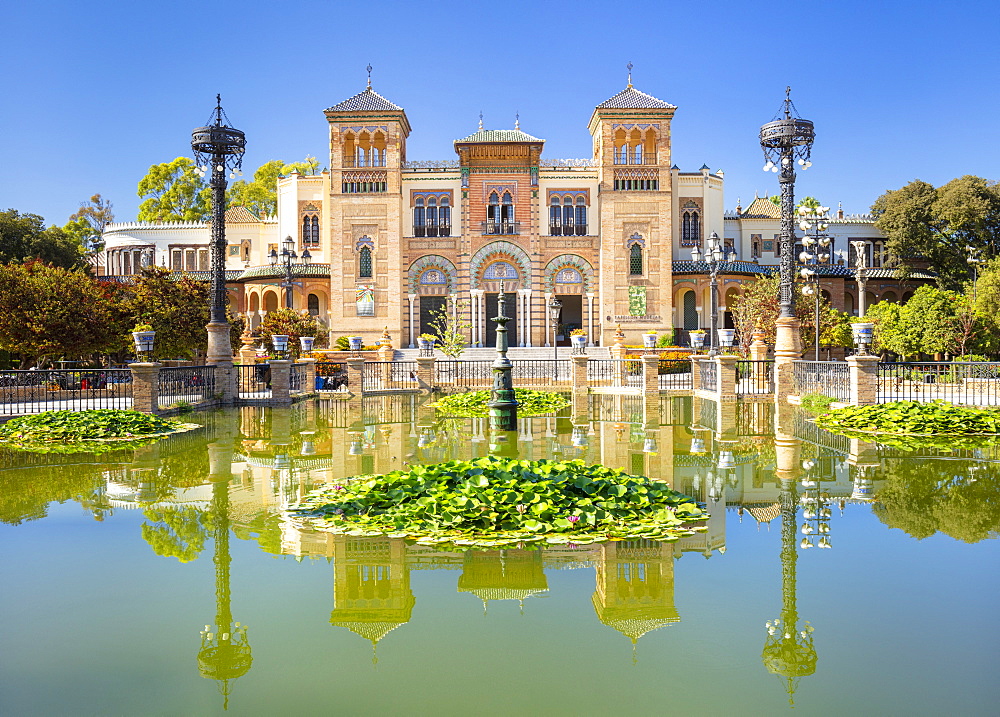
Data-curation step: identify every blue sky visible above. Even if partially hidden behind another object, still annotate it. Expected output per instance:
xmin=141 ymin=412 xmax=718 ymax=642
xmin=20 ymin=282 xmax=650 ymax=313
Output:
xmin=3 ymin=0 xmax=997 ymax=226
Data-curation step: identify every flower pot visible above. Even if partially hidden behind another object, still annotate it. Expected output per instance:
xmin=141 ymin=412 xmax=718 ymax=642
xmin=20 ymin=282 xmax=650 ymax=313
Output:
xmin=643 ymin=334 xmax=658 ymax=348
xmin=271 ymin=334 xmax=289 ymax=353
xmin=348 ymin=336 xmax=363 ymax=351
xmin=717 ymin=328 xmax=736 ymax=349
xmin=852 ymin=323 xmax=874 ymax=344
xmin=132 ymin=331 xmax=155 ymax=355
xmin=299 ymin=336 xmax=315 ymax=352
xmin=689 ymin=332 xmax=706 ymax=350
xmin=570 ymin=334 xmax=587 ymax=348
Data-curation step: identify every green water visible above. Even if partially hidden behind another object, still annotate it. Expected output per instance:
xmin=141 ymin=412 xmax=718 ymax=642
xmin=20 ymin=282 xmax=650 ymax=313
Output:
xmin=1 ymin=397 xmax=997 ymax=716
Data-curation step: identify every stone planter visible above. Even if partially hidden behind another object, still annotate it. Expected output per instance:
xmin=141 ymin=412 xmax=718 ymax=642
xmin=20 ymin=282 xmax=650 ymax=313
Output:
xmin=570 ymin=334 xmax=587 ymax=349
xmin=643 ymin=334 xmax=658 ymax=348
xmin=132 ymin=331 xmax=155 ymax=355
xmin=348 ymin=336 xmax=363 ymax=352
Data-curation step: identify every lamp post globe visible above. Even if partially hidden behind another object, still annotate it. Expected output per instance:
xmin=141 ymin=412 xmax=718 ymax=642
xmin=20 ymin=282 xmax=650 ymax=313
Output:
xmin=192 ymin=95 xmax=245 ymax=365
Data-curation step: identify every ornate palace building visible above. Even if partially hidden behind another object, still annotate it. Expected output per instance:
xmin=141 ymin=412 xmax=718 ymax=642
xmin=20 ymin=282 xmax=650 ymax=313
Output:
xmin=100 ymin=76 xmax=930 ymax=349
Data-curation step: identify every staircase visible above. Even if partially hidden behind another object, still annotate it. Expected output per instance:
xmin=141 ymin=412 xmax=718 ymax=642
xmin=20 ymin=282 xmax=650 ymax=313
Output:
xmin=393 ymin=346 xmax=612 ymax=361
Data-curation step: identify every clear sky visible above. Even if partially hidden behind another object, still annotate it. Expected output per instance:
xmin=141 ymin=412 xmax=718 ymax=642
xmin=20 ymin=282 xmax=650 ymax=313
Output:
xmin=2 ymin=0 xmax=998 ymax=226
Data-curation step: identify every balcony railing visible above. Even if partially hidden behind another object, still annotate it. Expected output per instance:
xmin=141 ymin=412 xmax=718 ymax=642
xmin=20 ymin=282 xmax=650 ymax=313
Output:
xmin=613 ymin=156 xmax=657 ymax=165
xmin=342 ymin=157 xmax=386 ymax=168
xmin=481 ymin=221 xmax=520 ymax=236
xmin=549 ymin=224 xmax=588 ymax=236
xmin=413 ymin=225 xmax=452 ymax=238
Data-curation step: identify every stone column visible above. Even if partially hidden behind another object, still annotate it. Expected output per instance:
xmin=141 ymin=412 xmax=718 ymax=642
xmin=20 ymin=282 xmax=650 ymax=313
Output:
xmin=298 ymin=358 xmax=317 ymax=394
xmin=641 ymin=354 xmax=659 ymax=395
xmin=269 ymin=360 xmax=292 ymax=404
xmin=716 ymin=354 xmax=739 ymax=402
xmin=522 ymin=289 xmax=533 ymax=347
xmin=690 ymin=355 xmax=703 ymax=392
xmin=774 ymin=316 xmax=803 ymax=405
xmin=586 ymin=292 xmax=596 ymax=346
xmin=416 ymin=356 xmax=435 ymax=391
xmin=847 ymin=354 xmax=879 ymax=406
xmin=346 ymin=358 xmax=365 ymax=396
xmin=543 ymin=292 xmax=553 ymax=347
xmin=407 ymin=294 xmax=417 ymax=348
xmin=129 ymin=362 xmax=161 ymax=414
xmin=571 ymin=355 xmax=589 ymax=395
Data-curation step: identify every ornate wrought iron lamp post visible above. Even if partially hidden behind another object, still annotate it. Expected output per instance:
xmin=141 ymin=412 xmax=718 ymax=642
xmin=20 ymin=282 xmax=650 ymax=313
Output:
xmin=488 ymin=281 xmax=518 ymax=431
xmin=760 ymin=88 xmax=815 ymax=358
xmin=192 ymin=95 xmax=245 ymax=365
xmin=269 ymin=235 xmax=312 ymax=309
xmin=691 ymin=232 xmax=728 ymax=356
xmin=797 ymin=206 xmax=832 ymax=360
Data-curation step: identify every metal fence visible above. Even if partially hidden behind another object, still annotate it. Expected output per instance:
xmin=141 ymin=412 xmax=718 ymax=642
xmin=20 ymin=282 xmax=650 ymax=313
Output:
xmin=236 ymin=364 xmax=271 ymax=399
xmin=658 ymin=358 xmax=693 ymax=390
xmin=878 ymin=362 xmax=1000 ymax=406
xmin=793 ymin=360 xmax=850 ymax=402
xmin=315 ymin=362 xmax=348 ymax=392
xmin=157 ymin=366 xmax=215 ymax=410
xmin=588 ymin=359 xmax=642 ymax=388
xmin=362 ymin=361 xmax=419 ymax=392
xmin=435 ymin=360 xmax=493 ymax=388
xmin=0 ymin=368 xmax=133 ymax=415
xmin=700 ymin=360 xmax=717 ymax=392
xmin=736 ymin=360 xmax=775 ymax=395
xmin=513 ymin=359 xmax=571 ymax=386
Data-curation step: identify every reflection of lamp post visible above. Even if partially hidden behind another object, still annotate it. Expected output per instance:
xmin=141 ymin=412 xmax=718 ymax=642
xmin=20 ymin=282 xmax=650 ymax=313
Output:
xmin=691 ymin=232 xmax=727 ymax=357
xmin=192 ymin=95 xmax=245 ymax=366
xmin=270 ymin=235 xmax=312 ymax=310
xmin=798 ymin=206 xmax=832 ymax=360
xmin=798 ymin=458 xmax=832 ymax=549
xmin=548 ymin=296 xmax=562 ymax=371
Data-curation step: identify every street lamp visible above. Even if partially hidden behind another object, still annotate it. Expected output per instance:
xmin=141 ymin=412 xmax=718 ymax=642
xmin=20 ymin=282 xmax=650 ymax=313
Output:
xmin=797 ymin=206 xmax=832 ymax=360
xmin=850 ymin=240 xmax=869 ymax=318
xmin=760 ymin=88 xmax=815 ymax=339
xmin=269 ymin=235 xmax=312 ymax=309
xmin=192 ymin=95 xmax=245 ymax=365
xmin=691 ymin=232 xmax=729 ymax=356
xmin=968 ymin=246 xmax=983 ymax=304
xmin=548 ymin=296 xmax=562 ymax=376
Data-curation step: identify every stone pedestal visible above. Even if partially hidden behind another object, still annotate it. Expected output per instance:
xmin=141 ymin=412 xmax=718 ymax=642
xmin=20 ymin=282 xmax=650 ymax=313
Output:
xmin=690 ymin=355 xmax=704 ymax=391
xmin=415 ymin=356 xmax=435 ymax=391
xmin=571 ymin=355 xmax=589 ymax=394
xmin=774 ymin=317 xmax=802 ymax=404
xmin=205 ymin=321 xmax=233 ymax=366
xmin=847 ymin=355 xmax=879 ymax=406
xmin=716 ymin=355 xmax=739 ymax=402
xmin=129 ymin=362 xmax=161 ymax=414
xmin=346 ymin=358 xmax=365 ymax=396
xmin=269 ymin=360 xmax=292 ymax=404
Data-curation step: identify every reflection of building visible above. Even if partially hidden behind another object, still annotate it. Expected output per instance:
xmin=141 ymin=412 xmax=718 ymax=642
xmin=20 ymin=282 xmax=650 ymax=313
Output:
xmin=329 ymin=536 xmax=414 ymax=662
xmin=457 ymin=549 xmax=548 ymax=611
xmin=592 ymin=540 xmax=678 ymax=652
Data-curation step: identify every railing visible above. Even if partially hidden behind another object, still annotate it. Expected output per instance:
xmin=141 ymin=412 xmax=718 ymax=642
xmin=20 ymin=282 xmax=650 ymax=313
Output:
xmin=736 ymin=360 xmax=775 ymax=395
xmin=878 ymin=362 xmax=1000 ymax=406
xmin=342 ymin=157 xmax=386 ymax=168
xmin=549 ymin=224 xmax=589 ymax=236
xmin=512 ymin=359 xmax=571 ymax=386
xmin=700 ymin=360 xmax=717 ymax=392
xmin=157 ymin=366 xmax=215 ymax=410
xmin=0 ymin=369 xmax=133 ymax=415
xmin=613 ymin=156 xmax=658 ymax=165
xmin=588 ymin=359 xmax=642 ymax=388
xmin=236 ymin=363 xmax=271 ymax=399
xmin=658 ymin=358 xmax=693 ymax=390
xmin=793 ymin=360 xmax=850 ymax=402
xmin=435 ymin=360 xmax=493 ymax=388
xmin=413 ymin=225 xmax=452 ymax=238
xmin=362 ymin=361 xmax=419 ymax=392
xmin=480 ymin=221 xmax=520 ymax=236
xmin=315 ymin=362 xmax=348 ymax=392
xmin=289 ymin=364 xmax=304 ymax=394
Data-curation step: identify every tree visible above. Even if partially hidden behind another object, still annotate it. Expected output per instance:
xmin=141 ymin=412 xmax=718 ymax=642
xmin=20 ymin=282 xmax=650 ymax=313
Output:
xmin=126 ymin=267 xmax=211 ymax=359
xmin=137 ymin=157 xmax=210 ymax=222
xmin=872 ymin=176 xmax=1000 ymax=289
xmin=0 ymin=261 xmax=123 ymax=366
xmin=258 ymin=308 xmax=329 ymax=357
xmin=226 ymin=156 xmax=321 ymax=218
xmin=0 ymin=209 xmax=87 ymax=269
xmin=970 ymin=257 xmax=1000 ymax=356
xmin=428 ymin=297 xmax=472 ymax=358
xmin=63 ymin=194 xmax=114 ymax=259
xmin=768 ymin=195 xmax=821 ymax=209
xmin=866 ymin=285 xmax=973 ymax=358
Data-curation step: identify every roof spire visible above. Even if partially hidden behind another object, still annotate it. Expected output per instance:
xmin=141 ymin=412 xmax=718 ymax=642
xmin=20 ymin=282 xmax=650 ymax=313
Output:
xmin=514 ymin=112 xmax=520 ymax=130
xmin=627 ymin=61 xmax=634 ymax=88
xmin=366 ymin=64 xmax=372 ymax=89
xmin=784 ymin=85 xmax=792 ymax=119
xmin=478 ymin=110 xmax=484 ymax=130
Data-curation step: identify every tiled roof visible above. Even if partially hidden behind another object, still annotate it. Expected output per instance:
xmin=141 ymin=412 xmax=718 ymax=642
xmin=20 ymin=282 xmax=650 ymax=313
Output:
xmin=326 ymin=87 xmax=402 ymax=112
xmin=596 ymin=86 xmax=675 ymax=110
xmin=671 ymin=261 xmax=936 ymax=280
xmin=738 ymin=197 xmax=782 ymax=219
xmin=454 ymin=128 xmax=544 ymax=143
xmin=225 ymin=206 xmax=260 ymax=223
xmin=239 ymin=264 xmax=331 ymax=280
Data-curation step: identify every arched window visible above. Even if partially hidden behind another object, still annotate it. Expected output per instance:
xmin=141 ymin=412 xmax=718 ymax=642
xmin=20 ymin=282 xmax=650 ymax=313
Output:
xmin=307 ymin=293 xmax=320 ymax=316
xmin=634 ymin=144 xmax=643 ymax=164
xmin=692 ymin=212 xmax=700 ymax=242
xmin=486 ymin=191 xmax=515 ymax=234
xmin=562 ymin=196 xmax=574 ymax=234
xmin=682 ymin=212 xmax=691 ymax=241
xmin=683 ymin=290 xmax=698 ymax=330
xmin=426 ymin=196 xmax=438 ymax=237
xmin=414 ymin=197 xmax=425 ymax=237
xmin=440 ymin=197 xmax=451 ymax=237
xmin=359 ymin=246 xmax=373 ymax=278
xmin=310 ymin=216 xmax=319 ymax=246
xmin=629 ymin=244 xmax=643 ymax=275
xmin=575 ymin=196 xmax=587 ymax=235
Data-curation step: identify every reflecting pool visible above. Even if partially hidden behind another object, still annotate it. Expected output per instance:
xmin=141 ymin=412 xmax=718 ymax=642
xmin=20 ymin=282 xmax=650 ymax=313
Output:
xmin=1 ymin=396 xmax=998 ymax=716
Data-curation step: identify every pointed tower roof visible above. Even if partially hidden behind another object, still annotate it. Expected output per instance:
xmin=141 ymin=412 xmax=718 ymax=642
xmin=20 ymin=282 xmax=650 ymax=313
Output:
xmin=740 ymin=196 xmax=782 ymax=219
xmin=326 ymin=87 xmax=402 ymax=112
xmin=596 ymin=85 xmax=676 ymax=110
xmin=454 ymin=127 xmax=544 ymax=143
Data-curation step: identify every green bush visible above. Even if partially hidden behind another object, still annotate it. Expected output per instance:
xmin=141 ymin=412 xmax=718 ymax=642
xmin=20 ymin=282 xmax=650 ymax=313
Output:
xmin=800 ymin=393 xmax=837 ymax=413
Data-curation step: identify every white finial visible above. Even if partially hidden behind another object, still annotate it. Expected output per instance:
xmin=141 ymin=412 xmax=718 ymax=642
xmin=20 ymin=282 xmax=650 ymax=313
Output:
xmin=478 ymin=110 xmax=483 ymax=130
xmin=627 ymin=61 xmax=634 ymax=88
xmin=514 ymin=112 xmax=520 ymax=130
xmin=366 ymin=64 xmax=372 ymax=88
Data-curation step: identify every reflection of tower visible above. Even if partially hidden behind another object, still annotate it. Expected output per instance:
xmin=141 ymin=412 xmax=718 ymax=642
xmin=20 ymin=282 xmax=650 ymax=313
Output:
xmin=197 ymin=476 xmax=252 ymax=710
xmin=329 ymin=537 xmax=414 ymax=663
xmin=761 ymin=477 xmax=816 ymax=707
xmin=457 ymin=550 xmax=548 ymax=612
xmin=592 ymin=540 xmax=678 ymax=661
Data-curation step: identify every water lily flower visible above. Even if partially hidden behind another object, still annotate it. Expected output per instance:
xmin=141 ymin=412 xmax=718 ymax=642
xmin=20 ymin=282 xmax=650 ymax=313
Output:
xmin=567 ymin=515 xmax=580 ymax=523
xmin=516 ymin=504 xmax=528 ymax=513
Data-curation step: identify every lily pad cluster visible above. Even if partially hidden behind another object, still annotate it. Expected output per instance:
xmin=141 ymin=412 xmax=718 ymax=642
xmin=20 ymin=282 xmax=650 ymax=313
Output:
xmin=815 ymin=400 xmax=1000 ymax=436
xmin=0 ymin=409 xmax=190 ymax=453
xmin=430 ymin=389 xmax=570 ymax=417
xmin=292 ymin=456 xmax=707 ymax=549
